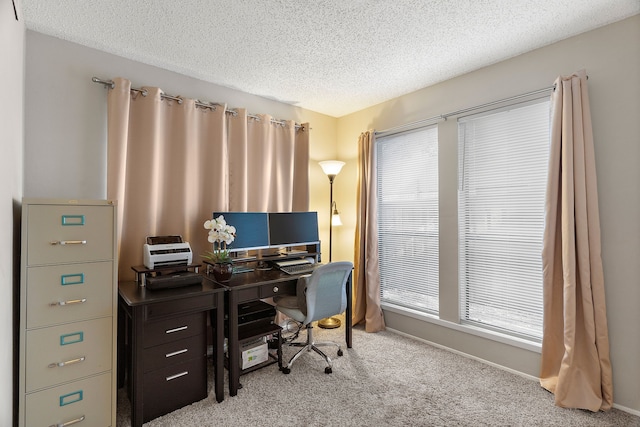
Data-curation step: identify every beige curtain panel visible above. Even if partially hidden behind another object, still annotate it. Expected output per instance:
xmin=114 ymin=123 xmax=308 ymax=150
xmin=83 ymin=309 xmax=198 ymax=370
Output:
xmin=539 ymin=70 xmax=613 ymax=411
xmin=107 ymin=78 xmax=309 ymax=281
xmin=353 ymin=130 xmax=385 ymax=332
xmin=228 ymin=110 xmax=309 ymax=212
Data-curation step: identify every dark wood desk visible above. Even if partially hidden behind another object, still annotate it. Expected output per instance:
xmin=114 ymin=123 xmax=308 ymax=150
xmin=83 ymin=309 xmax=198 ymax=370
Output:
xmin=118 ymin=280 xmax=226 ymax=427
xmin=218 ymin=267 xmax=353 ymax=397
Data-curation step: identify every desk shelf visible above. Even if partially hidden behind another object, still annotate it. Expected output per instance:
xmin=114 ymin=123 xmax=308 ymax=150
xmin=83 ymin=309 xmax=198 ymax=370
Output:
xmin=228 ymin=242 xmax=322 ymax=265
xmin=131 ymin=263 xmax=202 ymax=285
xmin=224 ymin=322 xmax=283 ymax=375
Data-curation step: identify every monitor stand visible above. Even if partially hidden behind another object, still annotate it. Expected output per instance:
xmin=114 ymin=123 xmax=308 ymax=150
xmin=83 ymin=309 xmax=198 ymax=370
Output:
xmin=231 ymin=251 xmax=256 ymax=262
xmin=281 ymin=247 xmax=308 ymax=255
xmin=258 ymin=248 xmax=281 ymax=258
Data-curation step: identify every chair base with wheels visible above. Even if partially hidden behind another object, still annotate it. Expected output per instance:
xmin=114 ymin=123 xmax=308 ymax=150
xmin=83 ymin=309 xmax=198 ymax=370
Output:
xmin=281 ymin=321 xmax=343 ymax=374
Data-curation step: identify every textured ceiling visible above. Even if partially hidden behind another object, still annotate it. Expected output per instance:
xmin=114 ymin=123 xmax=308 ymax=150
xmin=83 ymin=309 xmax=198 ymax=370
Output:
xmin=21 ymin=0 xmax=639 ymax=117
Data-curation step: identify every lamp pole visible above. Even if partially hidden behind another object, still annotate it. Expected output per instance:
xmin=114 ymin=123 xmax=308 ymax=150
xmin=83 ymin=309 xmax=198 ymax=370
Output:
xmin=328 ymin=173 xmax=335 ymax=262
xmin=318 ymin=160 xmax=345 ymax=329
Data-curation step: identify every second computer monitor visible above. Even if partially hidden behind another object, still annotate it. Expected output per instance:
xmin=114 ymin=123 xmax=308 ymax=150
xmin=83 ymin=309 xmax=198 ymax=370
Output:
xmin=211 ymin=212 xmax=270 ymax=252
xmin=268 ymin=211 xmax=319 ymax=247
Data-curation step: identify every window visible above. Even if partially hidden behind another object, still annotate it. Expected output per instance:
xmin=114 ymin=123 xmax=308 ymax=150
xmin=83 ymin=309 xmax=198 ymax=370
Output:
xmin=458 ymin=100 xmax=550 ymax=341
xmin=377 ymin=126 xmax=439 ymax=314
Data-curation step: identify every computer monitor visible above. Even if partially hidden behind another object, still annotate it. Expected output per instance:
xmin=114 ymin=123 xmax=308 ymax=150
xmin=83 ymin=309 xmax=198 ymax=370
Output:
xmin=268 ymin=212 xmax=319 ymax=247
xmin=211 ymin=212 xmax=270 ymax=253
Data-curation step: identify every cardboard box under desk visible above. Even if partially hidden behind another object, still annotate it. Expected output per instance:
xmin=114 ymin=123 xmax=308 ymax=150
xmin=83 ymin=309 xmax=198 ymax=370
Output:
xmin=240 ymin=338 xmax=269 ymax=369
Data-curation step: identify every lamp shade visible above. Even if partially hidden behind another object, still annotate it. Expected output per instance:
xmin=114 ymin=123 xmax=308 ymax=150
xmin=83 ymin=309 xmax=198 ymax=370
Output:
xmin=319 ymin=160 xmax=345 ymax=176
xmin=331 ymin=201 xmax=343 ymax=226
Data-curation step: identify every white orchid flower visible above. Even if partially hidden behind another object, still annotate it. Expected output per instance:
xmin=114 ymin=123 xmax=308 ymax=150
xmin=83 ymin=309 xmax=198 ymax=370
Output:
xmin=203 ymin=215 xmax=237 ymax=263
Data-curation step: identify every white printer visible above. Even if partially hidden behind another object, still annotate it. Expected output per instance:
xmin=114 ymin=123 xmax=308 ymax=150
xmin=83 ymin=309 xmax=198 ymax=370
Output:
xmin=143 ymin=235 xmax=193 ymax=269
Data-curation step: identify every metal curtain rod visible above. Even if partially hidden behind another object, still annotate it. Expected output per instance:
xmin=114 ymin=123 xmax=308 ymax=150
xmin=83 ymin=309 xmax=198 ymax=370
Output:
xmin=226 ymin=109 xmax=304 ymax=130
xmin=92 ymin=77 xmax=223 ymax=111
xmin=375 ymin=84 xmax=555 ymax=137
xmin=441 ymin=86 xmax=554 ymax=119
xmin=91 ymin=77 xmax=304 ymax=130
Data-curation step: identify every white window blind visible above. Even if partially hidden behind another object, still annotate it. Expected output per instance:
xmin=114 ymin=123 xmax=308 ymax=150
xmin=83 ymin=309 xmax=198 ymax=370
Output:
xmin=377 ymin=126 xmax=439 ymax=314
xmin=458 ymin=100 xmax=550 ymax=341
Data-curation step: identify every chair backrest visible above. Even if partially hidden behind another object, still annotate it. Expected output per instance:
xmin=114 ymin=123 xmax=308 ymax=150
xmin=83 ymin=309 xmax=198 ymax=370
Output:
xmin=301 ymin=261 xmax=353 ymax=324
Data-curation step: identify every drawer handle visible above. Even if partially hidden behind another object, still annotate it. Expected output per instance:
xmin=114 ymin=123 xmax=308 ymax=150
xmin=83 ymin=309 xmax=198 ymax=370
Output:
xmin=50 ymin=415 xmax=86 ymax=427
xmin=166 ymin=371 xmax=189 ymax=381
xmin=165 ymin=325 xmax=188 ymax=334
xmin=50 ymin=298 xmax=87 ymax=307
xmin=273 ymin=286 xmax=279 ymax=293
xmin=48 ymin=356 xmax=86 ymax=368
xmin=50 ymin=240 xmax=87 ymax=246
xmin=166 ymin=349 xmax=188 ymax=358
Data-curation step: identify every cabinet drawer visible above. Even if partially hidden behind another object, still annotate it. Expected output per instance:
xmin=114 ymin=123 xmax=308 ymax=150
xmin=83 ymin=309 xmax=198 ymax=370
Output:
xmin=26 ymin=317 xmax=113 ymax=392
xmin=27 ymin=204 xmax=114 ymax=265
xmin=143 ymin=312 xmax=205 ymax=348
xmin=143 ymin=358 xmax=207 ymax=422
xmin=142 ymin=334 xmax=206 ymax=373
xmin=25 ymin=372 xmax=112 ymax=427
xmin=144 ymin=293 xmax=216 ymax=320
xmin=26 ymin=262 xmax=113 ymax=328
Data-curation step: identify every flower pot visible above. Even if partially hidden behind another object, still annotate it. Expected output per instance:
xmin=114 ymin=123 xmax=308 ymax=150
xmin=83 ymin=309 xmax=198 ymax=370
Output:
xmin=211 ymin=262 xmax=233 ymax=283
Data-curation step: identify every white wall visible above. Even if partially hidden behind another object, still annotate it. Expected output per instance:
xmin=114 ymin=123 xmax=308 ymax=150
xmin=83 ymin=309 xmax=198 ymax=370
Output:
xmin=337 ymin=16 xmax=640 ymax=413
xmin=1 ymin=0 xmax=24 ymax=425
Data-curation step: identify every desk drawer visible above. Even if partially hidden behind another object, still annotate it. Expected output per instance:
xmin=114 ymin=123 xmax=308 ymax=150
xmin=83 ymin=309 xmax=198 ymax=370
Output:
xmin=26 ymin=204 xmax=114 ymax=265
xmin=142 ymin=334 xmax=206 ymax=373
xmin=144 ymin=294 xmax=216 ymax=320
xmin=143 ymin=312 xmax=205 ymax=348
xmin=260 ymin=281 xmax=295 ymax=299
xmin=25 ymin=372 xmax=112 ymax=427
xmin=26 ymin=262 xmax=113 ymax=328
xmin=142 ymin=358 xmax=207 ymax=422
xmin=234 ymin=281 xmax=296 ymax=303
xmin=235 ymin=286 xmax=260 ymax=302
xmin=25 ymin=317 xmax=112 ymax=392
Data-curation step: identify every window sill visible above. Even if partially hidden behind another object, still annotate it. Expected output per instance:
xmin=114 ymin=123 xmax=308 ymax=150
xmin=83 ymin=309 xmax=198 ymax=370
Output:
xmin=381 ymin=303 xmax=542 ymax=354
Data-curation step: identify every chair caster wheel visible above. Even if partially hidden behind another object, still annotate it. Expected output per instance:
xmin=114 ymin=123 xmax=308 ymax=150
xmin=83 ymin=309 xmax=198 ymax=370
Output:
xmin=325 ymin=367 xmax=332 ymax=374
xmin=337 ymin=349 xmax=343 ymax=357
xmin=282 ymin=367 xmax=291 ymax=374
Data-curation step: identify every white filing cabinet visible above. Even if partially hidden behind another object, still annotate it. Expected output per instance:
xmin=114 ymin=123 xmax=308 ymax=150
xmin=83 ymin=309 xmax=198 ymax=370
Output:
xmin=19 ymin=199 xmax=118 ymax=427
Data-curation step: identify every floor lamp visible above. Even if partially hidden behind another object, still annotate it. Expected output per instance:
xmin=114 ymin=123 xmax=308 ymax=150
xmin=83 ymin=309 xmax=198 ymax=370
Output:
xmin=318 ymin=160 xmax=345 ymax=329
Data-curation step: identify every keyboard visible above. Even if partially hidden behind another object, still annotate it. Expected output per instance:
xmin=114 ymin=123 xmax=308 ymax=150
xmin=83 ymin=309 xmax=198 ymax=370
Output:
xmin=278 ymin=263 xmax=315 ymax=275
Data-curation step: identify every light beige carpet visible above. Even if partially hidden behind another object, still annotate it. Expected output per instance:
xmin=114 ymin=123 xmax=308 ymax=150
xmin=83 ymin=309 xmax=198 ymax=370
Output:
xmin=117 ymin=322 xmax=639 ymax=427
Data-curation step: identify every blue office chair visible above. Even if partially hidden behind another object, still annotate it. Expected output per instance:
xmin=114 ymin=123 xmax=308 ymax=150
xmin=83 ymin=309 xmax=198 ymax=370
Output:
xmin=274 ymin=261 xmax=353 ymax=374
